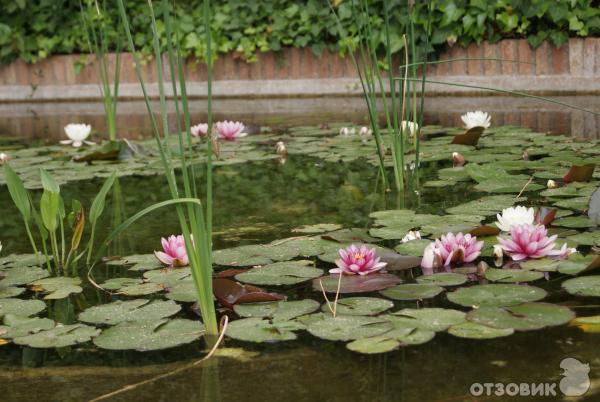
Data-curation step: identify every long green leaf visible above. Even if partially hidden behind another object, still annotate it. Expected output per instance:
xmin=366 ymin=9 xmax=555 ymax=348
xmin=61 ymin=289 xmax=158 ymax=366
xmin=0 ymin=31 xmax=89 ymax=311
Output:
xmin=89 ymin=172 xmax=116 ymax=224
xmin=40 ymin=191 xmax=60 ymax=233
xmin=40 ymin=169 xmax=60 ymax=193
xmin=3 ymin=164 xmax=31 ymax=221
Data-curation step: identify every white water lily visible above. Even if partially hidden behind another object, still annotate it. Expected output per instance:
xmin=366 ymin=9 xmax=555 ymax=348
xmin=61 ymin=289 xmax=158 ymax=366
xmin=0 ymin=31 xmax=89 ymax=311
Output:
xmin=547 ymin=179 xmax=558 ymax=189
xmin=401 ymin=230 xmax=421 ymax=243
xmin=275 ymin=141 xmax=287 ymax=156
xmin=61 ymin=124 xmax=94 ymax=147
xmin=359 ymin=126 xmax=372 ymax=136
xmin=461 ymin=111 xmax=491 ymax=130
xmin=339 ymin=127 xmax=356 ymax=136
xmin=401 ymin=121 xmax=419 ymax=137
xmin=495 ymin=206 xmax=535 ymax=232
xmin=0 ymin=152 xmax=9 ymax=163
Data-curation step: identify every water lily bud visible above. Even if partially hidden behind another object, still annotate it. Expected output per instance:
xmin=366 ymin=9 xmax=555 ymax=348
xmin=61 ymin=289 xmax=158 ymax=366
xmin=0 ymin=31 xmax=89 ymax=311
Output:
xmin=359 ymin=126 xmax=372 ymax=136
xmin=476 ymin=261 xmax=489 ymax=276
xmin=522 ymin=150 xmax=529 ymax=161
xmin=547 ymin=179 xmax=558 ymax=189
xmin=0 ymin=152 xmax=9 ymax=163
xmin=452 ymin=152 xmax=465 ymax=167
xmin=319 ymin=123 xmax=330 ymax=130
xmin=493 ymin=244 xmax=504 ymax=266
xmin=401 ymin=230 xmax=421 ymax=243
xmin=339 ymin=127 xmax=355 ymax=136
xmin=275 ymin=141 xmax=287 ymax=156
xmin=446 ymin=35 xmax=457 ymax=47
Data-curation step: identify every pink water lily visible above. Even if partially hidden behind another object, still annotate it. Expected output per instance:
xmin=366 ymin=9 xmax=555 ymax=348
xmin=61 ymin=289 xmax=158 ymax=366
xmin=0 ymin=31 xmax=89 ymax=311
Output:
xmin=216 ymin=121 xmax=246 ymax=141
xmin=329 ymin=244 xmax=387 ymax=276
xmin=191 ymin=123 xmax=209 ymax=137
xmin=497 ymin=224 xmax=562 ymax=261
xmin=422 ymin=232 xmax=483 ymax=268
xmin=154 ymin=235 xmax=189 ymax=267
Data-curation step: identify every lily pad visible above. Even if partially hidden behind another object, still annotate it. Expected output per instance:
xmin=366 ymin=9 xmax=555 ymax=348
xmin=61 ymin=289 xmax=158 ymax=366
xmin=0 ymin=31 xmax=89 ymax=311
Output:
xmin=562 ymin=276 xmax=600 ymax=297
xmin=0 ymin=287 xmax=25 ymax=298
xmin=447 ymin=284 xmax=546 ymax=307
xmin=235 ymin=260 xmax=323 ymax=286
xmin=380 ymin=284 xmax=444 ymax=301
xmin=391 ymin=308 xmax=466 ymax=331
xmin=394 ymin=239 xmax=431 ymax=256
xmin=321 ymin=297 xmax=394 ymax=316
xmin=78 ymin=299 xmax=181 ymax=325
xmin=233 ymin=299 xmax=320 ymax=321
xmin=415 ymin=273 xmax=468 ymax=287
xmin=117 ymin=282 xmax=164 ymax=296
xmin=99 ymin=277 xmax=143 ymax=290
xmin=14 ymin=324 xmax=100 ymax=348
xmin=93 ymin=319 xmax=204 ymax=351
xmin=0 ymin=298 xmax=46 ymax=317
xmin=384 ymin=316 xmax=436 ymax=344
xmin=0 ymin=266 xmax=49 ymax=287
xmin=307 ymin=315 xmax=392 ymax=341
xmin=0 ymin=315 xmax=55 ymax=339
xmin=558 ymin=254 xmax=600 ymax=275
xmin=313 ymin=274 xmax=402 ymax=294
xmin=484 ymin=268 xmax=545 ymax=283
xmin=448 ymin=322 xmax=514 ymax=339
xmin=292 ymin=223 xmax=343 ymax=234
xmin=226 ymin=317 xmax=302 ymax=342
xmin=346 ymin=336 xmax=400 ymax=354
xmin=519 ymin=259 xmax=560 ymax=272
xmin=31 ymin=277 xmax=82 ymax=299
xmin=466 ymin=303 xmax=574 ymax=331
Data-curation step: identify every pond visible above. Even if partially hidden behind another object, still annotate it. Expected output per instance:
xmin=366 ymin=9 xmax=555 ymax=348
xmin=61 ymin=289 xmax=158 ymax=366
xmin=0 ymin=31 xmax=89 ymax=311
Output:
xmin=0 ymin=106 xmax=599 ymax=401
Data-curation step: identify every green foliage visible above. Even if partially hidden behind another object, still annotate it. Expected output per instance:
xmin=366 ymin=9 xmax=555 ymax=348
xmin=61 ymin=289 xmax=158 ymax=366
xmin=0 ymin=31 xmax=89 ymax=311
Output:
xmin=0 ymin=0 xmax=598 ymax=65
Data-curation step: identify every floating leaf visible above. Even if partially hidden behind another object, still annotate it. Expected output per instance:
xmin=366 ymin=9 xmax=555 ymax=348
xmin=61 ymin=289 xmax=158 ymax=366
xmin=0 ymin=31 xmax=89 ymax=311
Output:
xmin=93 ymin=319 xmax=204 ymax=351
xmin=307 ymin=315 xmax=392 ymax=341
xmin=233 ymin=300 xmax=320 ymax=321
xmin=484 ymin=268 xmax=544 ymax=283
xmin=553 ymin=216 xmax=594 ymax=229
xmin=322 ymin=228 xmax=378 ymax=243
xmin=415 ymin=273 xmax=468 ymax=287
xmin=99 ymin=277 xmax=143 ymax=290
xmin=226 ymin=318 xmax=303 ymax=342
xmin=447 ymin=284 xmax=546 ymax=307
xmin=447 ymin=322 xmax=514 ymax=339
xmin=118 ymin=282 xmax=164 ymax=296
xmin=394 ymin=239 xmax=430 ymax=256
xmin=0 ymin=315 xmax=55 ymax=339
xmin=0 ymin=298 xmax=46 ymax=317
xmin=292 ymin=223 xmax=343 ymax=234
xmin=313 ymin=274 xmax=401 ymax=294
xmin=0 ymin=266 xmax=49 ymax=287
xmin=78 ymin=299 xmax=181 ymax=325
xmin=235 ymin=260 xmax=322 ymax=286
xmin=213 ymin=278 xmax=285 ymax=308
xmin=31 ymin=277 xmax=82 ymax=299
xmin=378 ymin=251 xmax=422 ymax=271
xmin=380 ymin=284 xmax=444 ymax=301
xmin=562 ymin=276 xmax=600 ymax=297
xmin=466 ymin=303 xmax=574 ymax=331
xmin=391 ymin=308 xmax=466 ymax=331
xmin=0 ymin=287 xmax=25 ymax=298
xmin=384 ymin=316 xmax=436 ymax=344
xmin=563 ymin=164 xmax=595 ymax=183
xmin=321 ymin=297 xmax=394 ymax=316
xmin=451 ymin=127 xmax=484 ymax=145
xmin=558 ymin=254 xmax=600 ymax=275
xmin=14 ymin=324 xmax=99 ymax=348
xmin=346 ymin=336 xmax=400 ymax=354
xmin=519 ymin=259 xmax=560 ymax=272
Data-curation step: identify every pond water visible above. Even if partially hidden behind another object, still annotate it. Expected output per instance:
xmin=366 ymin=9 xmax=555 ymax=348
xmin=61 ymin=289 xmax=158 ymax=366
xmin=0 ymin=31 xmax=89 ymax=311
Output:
xmin=0 ymin=103 xmax=599 ymax=401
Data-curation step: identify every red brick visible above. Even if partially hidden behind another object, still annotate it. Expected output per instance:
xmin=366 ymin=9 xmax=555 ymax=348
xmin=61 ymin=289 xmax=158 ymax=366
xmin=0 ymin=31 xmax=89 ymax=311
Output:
xmin=517 ymin=41 xmax=534 ymax=74
xmin=551 ymin=44 xmax=569 ymax=74
xmin=235 ymin=58 xmax=251 ymax=80
xmin=317 ymin=50 xmax=330 ymax=78
xmin=274 ymin=49 xmax=290 ymax=79
xmin=582 ymin=37 xmax=596 ymax=76
xmin=500 ymin=40 xmax=517 ymax=74
xmin=260 ymin=52 xmax=276 ymax=80
xmin=304 ymin=47 xmax=319 ymax=78
xmin=330 ymin=51 xmax=345 ymax=78
xmin=505 ymin=112 xmax=520 ymax=126
xmin=520 ymin=111 xmax=536 ymax=130
xmin=554 ymin=112 xmax=569 ymax=134
xmin=568 ymin=37 xmax=583 ymax=75
xmin=483 ymin=41 xmax=500 ymax=75
xmin=436 ymin=48 xmax=450 ymax=76
xmin=467 ymin=43 xmax=483 ymax=75
xmin=212 ymin=56 xmax=226 ymax=80
xmin=535 ymin=42 xmax=550 ymax=75
xmin=449 ymin=45 xmax=467 ymax=75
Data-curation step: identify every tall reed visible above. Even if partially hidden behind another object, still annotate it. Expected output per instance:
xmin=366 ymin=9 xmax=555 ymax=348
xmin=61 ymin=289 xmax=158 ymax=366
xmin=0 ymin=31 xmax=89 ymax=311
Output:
xmin=114 ymin=0 xmax=218 ymax=335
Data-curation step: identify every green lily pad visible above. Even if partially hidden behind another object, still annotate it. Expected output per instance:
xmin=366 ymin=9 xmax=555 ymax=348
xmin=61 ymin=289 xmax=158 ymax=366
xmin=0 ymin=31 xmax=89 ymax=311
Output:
xmin=415 ymin=273 xmax=468 ymax=287
xmin=447 ymin=322 xmax=514 ymax=339
xmin=313 ymin=274 xmax=402 ymax=294
xmin=380 ymin=284 xmax=444 ymax=301
xmin=484 ymin=268 xmax=545 ymax=283
xmin=553 ymin=216 xmax=595 ymax=229
xmin=0 ymin=298 xmax=46 ymax=317
xmin=292 ymin=223 xmax=343 ymax=234
xmin=213 ymin=245 xmax=276 ymax=267
xmin=566 ymin=231 xmax=600 ymax=246
xmin=78 ymin=299 xmax=181 ymax=325
xmin=31 ymin=277 xmax=82 ymax=299
xmin=93 ymin=319 xmax=204 ymax=351
xmin=99 ymin=277 xmax=143 ymax=290
xmin=14 ymin=324 xmax=100 ymax=348
xmin=235 ymin=260 xmax=323 ymax=286
xmin=117 ymin=282 xmax=164 ymax=296
xmin=321 ymin=297 xmax=394 ymax=316
xmin=346 ymin=336 xmax=400 ymax=354
xmin=165 ymin=281 xmax=198 ymax=303
xmin=391 ymin=308 xmax=466 ymax=331
xmin=107 ymin=254 xmax=163 ymax=271
xmin=226 ymin=317 xmax=302 ymax=342
xmin=0 ymin=287 xmax=25 ymax=298
xmin=447 ymin=195 xmax=525 ymax=216
xmin=384 ymin=316 xmax=436 ymax=344
xmin=466 ymin=303 xmax=574 ymax=331
xmin=0 ymin=266 xmax=49 ymax=287
xmin=519 ymin=259 xmax=560 ymax=272
xmin=307 ymin=315 xmax=392 ymax=341
xmin=0 ymin=315 xmax=55 ymax=339
xmin=447 ymin=284 xmax=546 ymax=307
xmin=562 ymin=276 xmax=600 ymax=297
xmin=394 ymin=239 xmax=431 ymax=256
xmin=233 ymin=299 xmax=320 ymax=321
xmin=558 ymin=254 xmax=600 ymax=275
xmin=323 ymin=228 xmax=379 ymax=243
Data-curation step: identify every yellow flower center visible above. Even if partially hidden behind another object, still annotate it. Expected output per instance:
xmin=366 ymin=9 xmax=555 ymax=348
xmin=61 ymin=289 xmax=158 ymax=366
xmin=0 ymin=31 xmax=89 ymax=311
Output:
xmin=353 ymin=252 xmax=364 ymax=261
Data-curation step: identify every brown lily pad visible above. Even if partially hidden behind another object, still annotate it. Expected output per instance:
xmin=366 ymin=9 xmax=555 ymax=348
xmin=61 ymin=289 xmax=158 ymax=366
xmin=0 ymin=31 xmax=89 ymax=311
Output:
xmin=313 ymin=274 xmax=402 ymax=294
xmin=535 ymin=208 xmax=557 ymax=226
xmin=213 ymin=278 xmax=285 ymax=309
xmin=469 ymin=225 xmax=500 ymax=237
xmin=563 ymin=164 xmax=595 ymax=183
xmin=451 ymin=127 xmax=484 ymax=146
xmin=378 ymin=251 xmax=422 ymax=271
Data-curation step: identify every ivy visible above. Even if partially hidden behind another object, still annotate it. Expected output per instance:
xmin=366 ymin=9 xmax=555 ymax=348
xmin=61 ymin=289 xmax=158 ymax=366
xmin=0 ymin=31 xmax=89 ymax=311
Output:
xmin=0 ymin=0 xmax=598 ymax=65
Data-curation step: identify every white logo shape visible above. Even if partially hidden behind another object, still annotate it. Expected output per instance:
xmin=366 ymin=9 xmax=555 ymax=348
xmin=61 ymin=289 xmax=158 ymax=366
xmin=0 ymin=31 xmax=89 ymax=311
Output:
xmin=559 ymin=357 xmax=590 ymax=396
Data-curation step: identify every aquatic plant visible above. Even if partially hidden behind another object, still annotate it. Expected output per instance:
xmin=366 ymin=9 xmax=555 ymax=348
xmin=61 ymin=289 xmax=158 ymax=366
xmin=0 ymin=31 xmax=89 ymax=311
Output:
xmin=422 ymin=233 xmax=483 ymax=268
xmin=61 ymin=124 xmax=94 ymax=147
xmin=216 ymin=121 xmax=246 ymax=141
xmin=275 ymin=141 xmax=287 ymax=156
xmin=154 ymin=235 xmax=190 ymax=267
xmin=330 ymin=244 xmax=387 ymax=276
xmin=80 ymin=0 xmax=121 ymax=142
xmin=401 ymin=121 xmax=419 ymax=138
xmin=400 ymin=230 xmax=421 ymax=243
xmin=359 ymin=126 xmax=372 ymax=136
xmin=497 ymin=224 xmax=561 ymax=261
xmin=191 ymin=123 xmax=209 ymax=137
xmin=339 ymin=127 xmax=356 ymax=136
xmin=461 ymin=111 xmax=491 ymax=129
xmin=495 ymin=206 xmax=535 ymax=232
xmin=0 ymin=152 xmax=9 ymax=163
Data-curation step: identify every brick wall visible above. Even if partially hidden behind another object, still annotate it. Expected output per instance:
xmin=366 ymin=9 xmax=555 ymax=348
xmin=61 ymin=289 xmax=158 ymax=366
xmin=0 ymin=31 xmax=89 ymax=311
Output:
xmin=0 ymin=38 xmax=598 ymax=88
